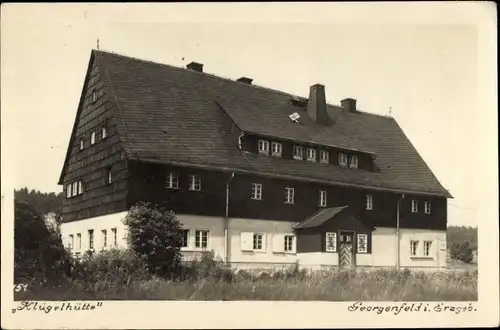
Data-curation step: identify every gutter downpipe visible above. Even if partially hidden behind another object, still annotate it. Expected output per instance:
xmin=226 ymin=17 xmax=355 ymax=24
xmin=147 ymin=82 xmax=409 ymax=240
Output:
xmin=225 ymin=172 xmax=235 ymax=264
xmin=396 ymin=194 xmax=405 ymax=271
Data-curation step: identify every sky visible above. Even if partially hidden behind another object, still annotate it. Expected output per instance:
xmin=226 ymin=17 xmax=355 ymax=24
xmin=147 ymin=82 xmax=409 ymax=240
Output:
xmin=1 ymin=3 xmax=497 ymax=227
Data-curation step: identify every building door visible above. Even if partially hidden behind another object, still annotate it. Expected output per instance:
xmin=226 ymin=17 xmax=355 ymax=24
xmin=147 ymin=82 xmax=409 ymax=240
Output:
xmin=339 ymin=231 xmax=355 ymax=269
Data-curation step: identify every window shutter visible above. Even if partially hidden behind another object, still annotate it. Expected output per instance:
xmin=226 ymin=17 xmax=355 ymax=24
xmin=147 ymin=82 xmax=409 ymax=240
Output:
xmin=291 ymin=235 xmax=297 ymax=254
xmin=261 ymin=233 xmax=267 ymax=252
xmin=325 ymin=232 xmax=337 ymax=252
xmin=240 ymin=232 xmax=253 ymax=251
xmin=272 ymin=234 xmax=285 ymax=253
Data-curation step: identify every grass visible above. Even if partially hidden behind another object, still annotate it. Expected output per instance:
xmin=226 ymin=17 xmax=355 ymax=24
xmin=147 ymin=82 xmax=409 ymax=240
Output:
xmin=15 ymin=268 xmax=477 ymax=301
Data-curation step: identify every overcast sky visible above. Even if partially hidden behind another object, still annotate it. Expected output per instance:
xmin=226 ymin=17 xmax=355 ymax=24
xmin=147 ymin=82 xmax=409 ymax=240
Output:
xmin=2 ymin=3 xmax=496 ymax=227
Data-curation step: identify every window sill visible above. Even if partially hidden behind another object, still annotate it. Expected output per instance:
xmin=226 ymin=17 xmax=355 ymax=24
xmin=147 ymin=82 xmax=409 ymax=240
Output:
xmin=181 ymin=247 xmax=211 ymax=252
xmin=410 ymin=256 xmax=434 ymax=260
xmin=284 ymin=202 xmax=295 ymax=205
xmin=293 ymin=156 xmax=303 ymax=160
xmin=188 ymin=189 xmax=203 ymax=192
xmin=349 ymin=165 xmax=359 ymax=169
xmin=271 ymin=153 xmax=282 ymax=157
xmin=320 ymin=160 xmax=329 ymax=164
xmin=258 ymin=151 xmax=270 ymax=156
xmin=251 ymin=197 xmax=263 ymax=201
xmin=306 ymin=159 xmax=316 ymax=162
xmin=166 ymin=187 xmax=179 ymax=190
xmin=325 ymin=250 xmax=337 ymax=253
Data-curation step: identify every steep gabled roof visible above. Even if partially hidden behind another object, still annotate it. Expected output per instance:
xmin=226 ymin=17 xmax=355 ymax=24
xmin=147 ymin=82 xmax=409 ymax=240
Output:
xmin=59 ymin=49 xmax=452 ymax=198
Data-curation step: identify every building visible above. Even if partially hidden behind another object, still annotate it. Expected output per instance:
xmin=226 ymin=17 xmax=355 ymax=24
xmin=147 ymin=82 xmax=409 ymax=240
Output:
xmin=58 ymin=49 xmax=452 ymax=271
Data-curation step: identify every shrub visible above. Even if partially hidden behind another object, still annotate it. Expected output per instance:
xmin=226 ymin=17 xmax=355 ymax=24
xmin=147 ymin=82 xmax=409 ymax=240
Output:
xmin=123 ymin=202 xmax=184 ymax=276
xmin=450 ymin=240 xmax=474 ymax=263
xmin=177 ymin=252 xmax=233 ymax=282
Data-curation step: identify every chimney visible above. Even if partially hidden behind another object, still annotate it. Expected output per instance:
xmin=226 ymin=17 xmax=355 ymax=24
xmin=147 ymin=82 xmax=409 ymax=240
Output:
xmin=341 ymin=98 xmax=357 ymax=113
xmin=237 ymin=77 xmax=253 ymax=84
xmin=186 ymin=62 xmax=203 ymax=73
xmin=307 ymin=84 xmax=331 ymax=125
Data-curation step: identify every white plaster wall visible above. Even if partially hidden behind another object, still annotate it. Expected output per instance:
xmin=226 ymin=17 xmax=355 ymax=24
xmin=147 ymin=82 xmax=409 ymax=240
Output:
xmin=297 ymin=252 xmax=338 ymax=269
xmin=176 ymin=214 xmax=225 ymax=261
xmin=228 ymin=218 xmax=299 ymax=266
xmin=60 ymin=211 xmax=129 ymax=253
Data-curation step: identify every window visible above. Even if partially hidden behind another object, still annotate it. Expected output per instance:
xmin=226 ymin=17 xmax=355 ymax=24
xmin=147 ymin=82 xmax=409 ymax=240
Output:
xmin=285 ymin=187 xmax=295 ymax=204
xmin=253 ymin=233 xmax=264 ymax=251
xmin=350 ymin=155 xmax=359 ymax=169
xmin=284 ymin=235 xmax=294 ymax=253
xmin=258 ymin=140 xmax=269 ymax=155
xmin=72 ymin=182 xmax=78 ymax=197
xmin=166 ymin=172 xmax=179 ymax=189
xmin=76 ymin=233 xmax=82 ymax=250
xmin=424 ymin=241 xmax=432 ymax=257
xmin=181 ymin=229 xmax=189 ymax=248
xmin=271 ymin=142 xmax=282 ymax=157
xmin=365 ymin=194 xmax=373 ymax=210
xmin=251 ymin=183 xmax=262 ymax=200
xmin=411 ymin=200 xmax=419 ymax=213
xmin=78 ymin=181 xmax=83 ymax=195
xmin=80 ymin=138 xmax=84 ymax=151
xmin=66 ymin=184 xmax=72 ymax=198
xmin=357 ymin=234 xmax=368 ymax=253
xmin=88 ymin=230 xmax=94 ymax=250
xmin=338 ymin=153 xmax=348 ymax=166
xmin=69 ymin=234 xmax=74 ymax=249
xmin=320 ymin=150 xmax=329 ymax=164
xmin=293 ymin=146 xmax=304 ymax=160
xmin=307 ymin=148 xmax=316 ymax=162
xmin=111 ymin=228 xmax=117 ymax=247
xmin=319 ymin=190 xmax=327 ymax=207
xmin=102 ymin=126 xmax=107 ymax=139
xmin=107 ymin=168 xmax=113 ymax=184
xmin=410 ymin=240 xmax=419 ymax=257
xmin=325 ymin=232 xmax=337 ymax=252
xmin=424 ymin=201 xmax=432 ymax=214
xmin=90 ymin=131 xmax=96 ymax=145
xmin=101 ymin=230 xmax=107 ymax=248
xmin=188 ymin=174 xmax=201 ymax=191
xmin=195 ymin=230 xmax=209 ymax=249
xmin=92 ymin=91 xmax=97 ymax=103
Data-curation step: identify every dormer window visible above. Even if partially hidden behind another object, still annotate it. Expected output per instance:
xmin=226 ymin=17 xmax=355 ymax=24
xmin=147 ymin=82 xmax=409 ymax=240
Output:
xmin=293 ymin=146 xmax=304 ymax=160
xmin=338 ymin=153 xmax=348 ymax=167
xmin=320 ymin=150 xmax=329 ymax=164
xmin=258 ymin=140 xmax=269 ymax=155
xmin=90 ymin=131 xmax=96 ymax=145
xmin=307 ymin=149 xmax=316 ymax=162
xmin=350 ymin=155 xmax=359 ymax=169
xmin=271 ymin=142 xmax=282 ymax=157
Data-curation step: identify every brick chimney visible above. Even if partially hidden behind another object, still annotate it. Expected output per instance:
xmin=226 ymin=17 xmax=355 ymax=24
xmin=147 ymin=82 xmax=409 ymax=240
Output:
xmin=307 ymin=84 xmax=331 ymax=125
xmin=187 ymin=62 xmax=203 ymax=73
xmin=341 ymin=98 xmax=357 ymax=113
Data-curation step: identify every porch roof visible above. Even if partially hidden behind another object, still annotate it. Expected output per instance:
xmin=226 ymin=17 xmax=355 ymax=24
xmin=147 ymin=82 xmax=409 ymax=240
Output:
xmin=293 ymin=206 xmax=349 ymax=229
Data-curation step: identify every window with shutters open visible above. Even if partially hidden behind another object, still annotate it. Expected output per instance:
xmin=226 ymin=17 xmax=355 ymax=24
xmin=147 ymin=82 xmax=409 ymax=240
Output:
xmin=241 ymin=232 xmax=266 ymax=252
xmin=272 ymin=234 xmax=296 ymax=254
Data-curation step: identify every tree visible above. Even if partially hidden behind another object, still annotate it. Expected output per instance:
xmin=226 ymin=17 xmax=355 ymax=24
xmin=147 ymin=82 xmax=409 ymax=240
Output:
xmin=450 ymin=240 xmax=474 ymax=264
xmin=123 ymin=202 xmax=184 ymax=276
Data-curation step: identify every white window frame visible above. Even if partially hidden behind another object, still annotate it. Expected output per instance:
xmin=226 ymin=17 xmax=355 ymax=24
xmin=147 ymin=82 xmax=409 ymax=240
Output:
xmin=252 ymin=233 xmax=264 ymax=251
xmin=101 ymin=229 xmax=107 ymax=249
xmin=319 ymin=190 xmax=327 ymax=207
xmin=258 ymin=140 xmax=269 ymax=155
xmin=78 ymin=181 xmax=83 ymax=195
xmin=166 ymin=172 xmax=179 ymax=189
xmin=325 ymin=232 xmax=337 ymax=252
xmin=88 ymin=230 xmax=94 ymax=250
xmin=188 ymin=174 xmax=202 ymax=191
xmin=284 ymin=235 xmax=295 ymax=253
xmin=76 ymin=233 xmax=82 ymax=251
xmin=411 ymin=200 xmax=419 ymax=213
xmin=107 ymin=169 xmax=113 ymax=184
xmin=66 ymin=184 xmax=72 ymax=198
xmin=72 ymin=182 xmax=78 ymax=197
xmin=79 ymin=138 xmax=84 ymax=151
xmin=410 ymin=240 xmax=419 ymax=257
xmin=181 ymin=229 xmax=190 ymax=248
xmin=319 ymin=150 xmax=329 ymax=164
xmin=251 ymin=183 xmax=263 ymax=200
xmin=102 ymin=126 xmax=107 ymax=139
xmin=90 ymin=131 xmax=96 ymax=145
xmin=339 ymin=153 xmax=348 ymax=166
xmin=307 ymin=148 xmax=316 ymax=162
xmin=271 ymin=142 xmax=282 ymax=157
xmin=293 ymin=146 xmax=304 ymax=160
xmin=423 ymin=241 xmax=432 ymax=257
xmin=195 ymin=230 xmax=209 ymax=249
xmin=350 ymin=155 xmax=359 ymax=169
xmin=357 ymin=234 xmax=368 ymax=253
xmin=285 ymin=187 xmax=295 ymax=204
xmin=111 ymin=228 xmax=117 ymax=248
xmin=69 ymin=234 xmax=74 ymax=250
xmin=365 ymin=194 xmax=373 ymax=210
xmin=424 ymin=201 xmax=432 ymax=214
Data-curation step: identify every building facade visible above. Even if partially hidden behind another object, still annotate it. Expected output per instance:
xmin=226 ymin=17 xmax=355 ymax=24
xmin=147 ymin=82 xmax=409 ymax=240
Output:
xmin=59 ymin=49 xmax=452 ymax=271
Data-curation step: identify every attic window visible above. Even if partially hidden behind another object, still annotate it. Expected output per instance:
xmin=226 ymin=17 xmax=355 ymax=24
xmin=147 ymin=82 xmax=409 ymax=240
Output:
xmin=258 ymin=140 xmax=269 ymax=155
xmin=102 ymin=126 xmax=107 ymax=139
xmin=90 ymin=131 xmax=96 ymax=145
xmin=79 ymin=138 xmax=84 ymax=151
xmin=92 ymin=91 xmax=97 ymax=103
xmin=350 ymin=155 xmax=359 ymax=169
xmin=338 ymin=153 xmax=348 ymax=167
xmin=289 ymin=112 xmax=300 ymax=123
xmin=290 ymin=98 xmax=307 ymax=108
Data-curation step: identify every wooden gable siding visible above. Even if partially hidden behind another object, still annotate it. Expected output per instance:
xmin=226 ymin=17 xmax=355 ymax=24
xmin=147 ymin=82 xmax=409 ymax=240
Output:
xmin=241 ymin=133 xmax=375 ymax=171
xmin=61 ymin=59 xmax=128 ymax=222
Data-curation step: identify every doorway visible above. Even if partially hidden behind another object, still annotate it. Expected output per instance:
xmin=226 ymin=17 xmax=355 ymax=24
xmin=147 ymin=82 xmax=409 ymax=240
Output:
xmin=339 ymin=231 xmax=355 ymax=269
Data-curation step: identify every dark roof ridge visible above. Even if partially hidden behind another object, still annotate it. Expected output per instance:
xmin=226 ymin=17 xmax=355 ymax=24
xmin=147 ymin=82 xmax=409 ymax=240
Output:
xmin=93 ymin=48 xmax=393 ymax=121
